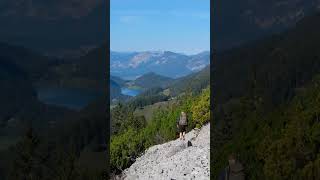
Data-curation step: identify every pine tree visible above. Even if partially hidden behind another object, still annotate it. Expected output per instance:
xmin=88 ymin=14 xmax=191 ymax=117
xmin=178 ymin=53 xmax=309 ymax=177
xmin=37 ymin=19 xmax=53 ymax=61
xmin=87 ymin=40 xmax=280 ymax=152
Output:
xmin=9 ymin=128 xmax=46 ymax=180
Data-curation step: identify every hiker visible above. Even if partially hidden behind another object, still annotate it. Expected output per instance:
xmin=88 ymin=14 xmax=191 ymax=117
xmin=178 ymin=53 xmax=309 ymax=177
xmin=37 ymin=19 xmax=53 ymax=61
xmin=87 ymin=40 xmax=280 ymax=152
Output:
xmin=177 ymin=111 xmax=188 ymax=140
xmin=218 ymin=153 xmax=245 ymax=180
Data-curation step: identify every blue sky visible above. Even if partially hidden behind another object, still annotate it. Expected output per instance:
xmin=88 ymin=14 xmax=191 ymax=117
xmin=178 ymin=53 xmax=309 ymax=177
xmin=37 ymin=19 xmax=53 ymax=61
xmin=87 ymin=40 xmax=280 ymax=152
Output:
xmin=111 ymin=0 xmax=210 ymax=55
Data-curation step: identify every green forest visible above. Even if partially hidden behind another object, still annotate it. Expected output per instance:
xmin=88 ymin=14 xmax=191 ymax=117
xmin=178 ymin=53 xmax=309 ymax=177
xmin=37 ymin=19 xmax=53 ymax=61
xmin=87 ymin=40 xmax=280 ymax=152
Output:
xmin=0 ymin=98 xmax=108 ymax=180
xmin=212 ymin=13 xmax=320 ymax=180
xmin=213 ymin=75 xmax=320 ymax=179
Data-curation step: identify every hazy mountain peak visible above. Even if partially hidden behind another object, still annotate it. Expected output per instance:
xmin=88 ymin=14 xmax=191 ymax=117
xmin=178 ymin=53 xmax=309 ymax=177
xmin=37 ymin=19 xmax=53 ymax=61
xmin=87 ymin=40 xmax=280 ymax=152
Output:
xmin=111 ymin=50 xmax=209 ymax=79
xmin=195 ymin=51 xmax=210 ymax=56
xmin=0 ymin=0 xmax=103 ymax=20
xmin=143 ymin=72 xmax=158 ymax=76
xmin=129 ymin=52 xmax=155 ymax=68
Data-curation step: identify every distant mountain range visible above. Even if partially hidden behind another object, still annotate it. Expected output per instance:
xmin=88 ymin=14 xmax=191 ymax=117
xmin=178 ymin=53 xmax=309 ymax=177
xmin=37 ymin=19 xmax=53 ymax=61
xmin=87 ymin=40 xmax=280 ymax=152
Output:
xmin=214 ymin=0 xmax=320 ymax=51
xmin=110 ymin=64 xmax=210 ymax=102
xmin=0 ymin=0 xmax=106 ymax=58
xmin=214 ymin=12 xmax=320 ymax=106
xmin=0 ymin=0 xmax=103 ymax=19
xmin=111 ymin=51 xmax=210 ymax=80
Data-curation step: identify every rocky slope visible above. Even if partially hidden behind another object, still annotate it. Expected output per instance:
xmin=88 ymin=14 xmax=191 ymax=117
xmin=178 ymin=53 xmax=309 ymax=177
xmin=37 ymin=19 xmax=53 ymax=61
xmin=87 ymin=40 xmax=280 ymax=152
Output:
xmin=121 ymin=123 xmax=210 ymax=180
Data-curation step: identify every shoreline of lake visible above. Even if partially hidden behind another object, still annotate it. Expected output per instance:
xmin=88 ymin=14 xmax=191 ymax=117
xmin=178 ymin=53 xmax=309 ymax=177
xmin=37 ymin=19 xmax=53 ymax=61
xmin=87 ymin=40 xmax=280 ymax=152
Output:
xmin=121 ymin=88 xmax=142 ymax=97
xmin=36 ymin=87 xmax=103 ymax=110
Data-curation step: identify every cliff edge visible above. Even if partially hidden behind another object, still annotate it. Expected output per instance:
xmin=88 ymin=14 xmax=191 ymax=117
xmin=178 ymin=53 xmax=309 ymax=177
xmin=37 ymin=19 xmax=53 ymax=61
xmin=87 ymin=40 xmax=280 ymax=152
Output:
xmin=121 ymin=123 xmax=210 ymax=180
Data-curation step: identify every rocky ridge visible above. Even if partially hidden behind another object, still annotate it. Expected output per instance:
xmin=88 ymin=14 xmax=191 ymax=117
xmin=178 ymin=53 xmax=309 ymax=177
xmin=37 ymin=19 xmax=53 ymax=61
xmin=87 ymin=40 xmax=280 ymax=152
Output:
xmin=121 ymin=123 xmax=210 ymax=180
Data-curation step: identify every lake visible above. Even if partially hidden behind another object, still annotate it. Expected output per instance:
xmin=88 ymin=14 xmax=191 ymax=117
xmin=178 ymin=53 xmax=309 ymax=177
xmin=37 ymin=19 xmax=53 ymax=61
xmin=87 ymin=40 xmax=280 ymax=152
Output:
xmin=121 ymin=88 xmax=142 ymax=97
xmin=36 ymin=87 xmax=103 ymax=110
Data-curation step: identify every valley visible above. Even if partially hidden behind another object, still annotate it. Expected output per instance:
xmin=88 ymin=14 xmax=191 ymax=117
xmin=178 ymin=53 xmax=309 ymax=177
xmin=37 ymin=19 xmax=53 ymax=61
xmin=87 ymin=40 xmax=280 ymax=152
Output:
xmin=110 ymin=51 xmax=210 ymax=106
xmin=0 ymin=42 xmax=108 ymax=179
xmin=110 ymin=56 xmax=210 ymax=177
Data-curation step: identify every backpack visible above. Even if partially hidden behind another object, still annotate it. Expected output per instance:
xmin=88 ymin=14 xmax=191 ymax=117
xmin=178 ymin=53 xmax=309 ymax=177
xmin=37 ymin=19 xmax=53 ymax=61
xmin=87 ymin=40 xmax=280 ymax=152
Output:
xmin=179 ymin=113 xmax=187 ymax=125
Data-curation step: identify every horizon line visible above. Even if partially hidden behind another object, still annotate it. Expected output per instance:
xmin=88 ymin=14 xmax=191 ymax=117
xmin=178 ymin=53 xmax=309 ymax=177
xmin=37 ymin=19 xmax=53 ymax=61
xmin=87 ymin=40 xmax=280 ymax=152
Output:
xmin=110 ymin=49 xmax=210 ymax=55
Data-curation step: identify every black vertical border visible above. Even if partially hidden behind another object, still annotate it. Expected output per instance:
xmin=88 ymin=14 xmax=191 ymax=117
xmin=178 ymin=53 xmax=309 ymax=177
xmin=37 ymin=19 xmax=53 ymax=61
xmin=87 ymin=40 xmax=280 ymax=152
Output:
xmin=106 ymin=0 xmax=111 ymax=178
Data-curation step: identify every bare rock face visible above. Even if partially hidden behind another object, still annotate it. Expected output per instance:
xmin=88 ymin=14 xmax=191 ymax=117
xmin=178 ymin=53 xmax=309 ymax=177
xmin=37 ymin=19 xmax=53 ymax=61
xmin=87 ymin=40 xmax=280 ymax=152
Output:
xmin=122 ymin=123 xmax=210 ymax=180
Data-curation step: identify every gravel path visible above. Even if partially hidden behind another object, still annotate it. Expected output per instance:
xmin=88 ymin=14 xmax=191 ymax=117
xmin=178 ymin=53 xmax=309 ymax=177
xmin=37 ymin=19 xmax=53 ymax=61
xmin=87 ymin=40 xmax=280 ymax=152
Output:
xmin=121 ymin=123 xmax=210 ymax=180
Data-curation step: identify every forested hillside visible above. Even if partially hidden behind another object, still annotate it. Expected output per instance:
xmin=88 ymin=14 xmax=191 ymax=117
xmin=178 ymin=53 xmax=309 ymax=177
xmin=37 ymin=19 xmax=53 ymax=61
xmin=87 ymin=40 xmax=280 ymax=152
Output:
xmin=0 ymin=53 xmax=74 ymax=139
xmin=0 ymin=42 xmax=108 ymax=179
xmin=0 ymin=97 xmax=108 ymax=179
xmin=40 ymin=44 xmax=107 ymax=91
xmin=0 ymin=1 xmax=108 ymax=178
xmin=110 ymin=86 xmax=210 ymax=176
xmin=213 ymin=75 xmax=320 ymax=180
xmin=0 ymin=57 xmax=36 ymax=124
xmin=110 ymin=80 xmax=122 ymax=100
xmin=212 ymin=13 xmax=320 ymax=179
xmin=0 ymin=42 xmax=61 ymax=81
xmin=132 ymin=72 xmax=173 ymax=89
xmin=110 ymin=76 xmax=127 ymax=87
xmin=214 ymin=13 xmax=320 ymax=106
xmin=168 ymin=65 xmax=210 ymax=96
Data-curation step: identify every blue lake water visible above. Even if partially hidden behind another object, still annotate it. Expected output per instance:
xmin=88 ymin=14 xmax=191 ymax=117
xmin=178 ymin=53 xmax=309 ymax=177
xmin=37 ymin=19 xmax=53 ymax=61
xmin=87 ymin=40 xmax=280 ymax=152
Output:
xmin=121 ymin=88 xmax=141 ymax=97
xmin=36 ymin=87 xmax=103 ymax=110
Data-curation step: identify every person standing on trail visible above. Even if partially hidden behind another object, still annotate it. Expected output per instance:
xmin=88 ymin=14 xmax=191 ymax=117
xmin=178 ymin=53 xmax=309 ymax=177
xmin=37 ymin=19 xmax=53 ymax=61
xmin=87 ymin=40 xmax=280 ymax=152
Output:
xmin=177 ymin=111 xmax=188 ymax=140
xmin=218 ymin=153 xmax=245 ymax=180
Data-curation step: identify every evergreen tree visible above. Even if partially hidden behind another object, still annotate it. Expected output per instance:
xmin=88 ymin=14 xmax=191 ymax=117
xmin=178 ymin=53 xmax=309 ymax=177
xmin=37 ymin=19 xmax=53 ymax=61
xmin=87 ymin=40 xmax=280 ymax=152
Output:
xmin=9 ymin=128 xmax=46 ymax=180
